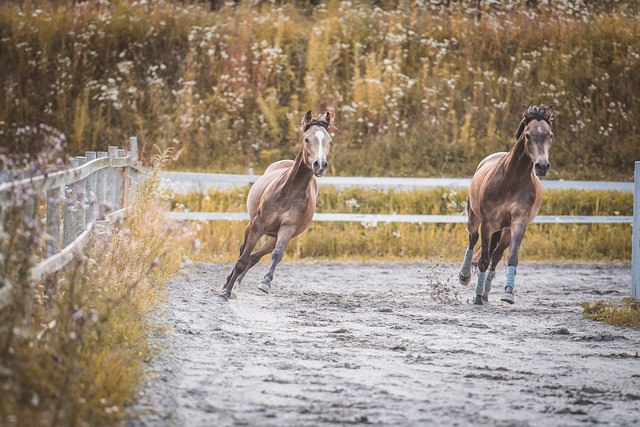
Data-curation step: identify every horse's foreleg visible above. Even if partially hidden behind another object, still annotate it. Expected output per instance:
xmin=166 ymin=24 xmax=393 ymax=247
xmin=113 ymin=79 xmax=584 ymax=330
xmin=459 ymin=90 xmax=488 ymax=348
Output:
xmin=473 ymin=221 xmax=492 ymax=305
xmin=501 ymin=222 xmax=527 ymax=304
xmin=459 ymin=205 xmax=480 ymax=285
xmin=234 ymin=237 xmax=277 ymax=290
xmin=483 ymin=231 xmax=510 ymax=303
xmin=219 ymin=221 xmax=263 ymax=301
xmin=257 ymin=228 xmax=295 ymax=294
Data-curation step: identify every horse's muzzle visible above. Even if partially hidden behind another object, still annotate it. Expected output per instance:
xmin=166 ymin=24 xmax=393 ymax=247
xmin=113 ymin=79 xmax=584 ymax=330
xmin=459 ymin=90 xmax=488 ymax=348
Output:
xmin=534 ymin=161 xmax=551 ymax=177
xmin=313 ymin=160 xmax=328 ymax=177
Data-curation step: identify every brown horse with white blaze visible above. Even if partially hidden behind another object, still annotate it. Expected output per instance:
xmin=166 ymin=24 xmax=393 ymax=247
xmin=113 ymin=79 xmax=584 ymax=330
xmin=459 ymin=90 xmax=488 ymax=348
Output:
xmin=218 ymin=110 xmax=334 ymax=301
xmin=458 ymin=105 xmax=554 ymax=305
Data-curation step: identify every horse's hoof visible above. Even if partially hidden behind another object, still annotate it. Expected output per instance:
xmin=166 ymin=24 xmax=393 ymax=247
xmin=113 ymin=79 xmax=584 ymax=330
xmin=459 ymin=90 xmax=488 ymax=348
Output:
xmin=257 ymin=281 xmax=271 ymax=294
xmin=459 ymin=272 xmax=471 ymax=286
xmin=500 ymin=287 xmax=515 ymax=304
xmin=216 ymin=294 xmax=230 ymax=303
xmin=482 ymin=295 xmax=489 ymax=304
xmin=473 ymin=295 xmax=484 ymax=306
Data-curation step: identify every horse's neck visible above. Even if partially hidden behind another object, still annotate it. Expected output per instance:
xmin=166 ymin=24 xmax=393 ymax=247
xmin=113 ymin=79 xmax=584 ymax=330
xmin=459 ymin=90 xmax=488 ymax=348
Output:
xmin=502 ymin=136 xmax=533 ymax=181
xmin=283 ymin=149 xmax=313 ymax=191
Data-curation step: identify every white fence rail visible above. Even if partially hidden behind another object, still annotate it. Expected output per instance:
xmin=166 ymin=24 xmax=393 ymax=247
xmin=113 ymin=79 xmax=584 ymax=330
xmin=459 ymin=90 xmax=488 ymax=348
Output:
xmin=163 ymin=172 xmax=634 ymax=225
xmin=167 ymin=211 xmax=633 ymax=224
xmin=160 ymin=172 xmax=635 ymax=193
xmin=0 ymin=137 xmax=145 ymax=291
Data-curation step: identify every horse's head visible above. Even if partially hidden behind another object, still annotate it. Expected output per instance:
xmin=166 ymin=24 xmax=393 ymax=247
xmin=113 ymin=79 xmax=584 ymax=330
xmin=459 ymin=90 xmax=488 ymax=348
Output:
xmin=300 ymin=110 xmax=334 ymax=177
xmin=516 ymin=105 xmax=554 ymax=177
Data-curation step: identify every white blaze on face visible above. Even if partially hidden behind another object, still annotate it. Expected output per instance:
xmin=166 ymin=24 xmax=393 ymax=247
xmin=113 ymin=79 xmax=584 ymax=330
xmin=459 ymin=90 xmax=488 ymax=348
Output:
xmin=315 ymin=130 xmax=325 ymax=164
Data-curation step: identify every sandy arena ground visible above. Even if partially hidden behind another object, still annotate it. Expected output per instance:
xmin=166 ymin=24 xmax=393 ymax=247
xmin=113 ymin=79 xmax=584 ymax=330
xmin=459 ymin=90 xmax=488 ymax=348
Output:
xmin=126 ymin=261 xmax=640 ymax=427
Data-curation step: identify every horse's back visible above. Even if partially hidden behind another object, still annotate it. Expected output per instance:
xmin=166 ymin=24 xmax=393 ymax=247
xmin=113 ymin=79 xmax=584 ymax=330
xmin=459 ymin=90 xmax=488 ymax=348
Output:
xmin=247 ymin=160 xmax=294 ymax=218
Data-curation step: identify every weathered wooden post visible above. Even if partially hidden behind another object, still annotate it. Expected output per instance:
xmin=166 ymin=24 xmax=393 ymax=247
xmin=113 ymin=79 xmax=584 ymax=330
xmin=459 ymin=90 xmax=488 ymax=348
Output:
xmin=97 ymin=151 xmax=108 ymax=219
xmin=129 ymin=136 xmax=139 ymax=202
xmin=129 ymin=136 xmax=138 ymax=161
xmin=44 ymin=186 xmax=61 ymax=300
xmin=632 ymin=161 xmax=640 ymax=300
xmin=45 ymin=188 xmax=61 ymax=257
xmin=74 ymin=157 xmax=87 ymax=236
xmin=107 ymin=146 xmax=118 ymax=214
xmin=85 ymin=151 xmax=97 ymax=223
xmin=117 ymin=148 xmax=126 ymax=208
xmin=62 ymin=183 xmax=75 ymax=247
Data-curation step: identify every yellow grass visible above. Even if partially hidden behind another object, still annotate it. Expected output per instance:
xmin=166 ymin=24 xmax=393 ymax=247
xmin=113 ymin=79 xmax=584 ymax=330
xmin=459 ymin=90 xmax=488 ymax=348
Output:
xmin=176 ymin=187 xmax=633 ymax=263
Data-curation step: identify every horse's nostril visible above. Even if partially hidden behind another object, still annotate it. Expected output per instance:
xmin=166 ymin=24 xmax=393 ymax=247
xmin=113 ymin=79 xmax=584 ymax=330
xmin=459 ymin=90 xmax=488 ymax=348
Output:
xmin=312 ymin=160 xmax=319 ymax=170
xmin=322 ymin=161 xmax=327 ymax=170
xmin=535 ymin=162 xmax=550 ymax=175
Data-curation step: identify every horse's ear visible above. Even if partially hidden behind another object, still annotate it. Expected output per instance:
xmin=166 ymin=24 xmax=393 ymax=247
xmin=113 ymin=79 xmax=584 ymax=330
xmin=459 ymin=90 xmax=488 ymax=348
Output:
xmin=301 ymin=110 xmax=313 ymax=131
xmin=542 ymin=104 xmax=554 ymax=123
xmin=521 ymin=105 xmax=529 ymax=117
xmin=324 ymin=111 xmax=335 ymax=127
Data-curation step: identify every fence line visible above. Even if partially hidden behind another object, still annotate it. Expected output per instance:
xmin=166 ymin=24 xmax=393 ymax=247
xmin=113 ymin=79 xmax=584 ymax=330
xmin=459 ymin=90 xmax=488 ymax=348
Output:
xmin=160 ymin=172 xmax=635 ymax=194
xmin=0 ymin=137 xmax=145 ymax=298
xmin=167 ymin=211 xmax=633 ymax=224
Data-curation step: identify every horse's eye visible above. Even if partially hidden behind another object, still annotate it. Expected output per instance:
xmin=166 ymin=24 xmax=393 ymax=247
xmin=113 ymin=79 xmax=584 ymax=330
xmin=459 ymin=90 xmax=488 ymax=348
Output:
xmin=550 ymin=133 xmax=554 ymax=139
xmin=304 ymin=138 xmax=310 ymax=144
xmin=525 ymin=132 xmax=531 ymax=140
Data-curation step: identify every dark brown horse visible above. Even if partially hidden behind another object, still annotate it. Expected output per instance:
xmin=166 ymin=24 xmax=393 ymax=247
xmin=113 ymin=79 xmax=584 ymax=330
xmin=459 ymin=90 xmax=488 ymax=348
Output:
xmin=218 ymin=110 xmax=334 ymax=301
xmin=458 ymin=105 xmax=554 ymax=305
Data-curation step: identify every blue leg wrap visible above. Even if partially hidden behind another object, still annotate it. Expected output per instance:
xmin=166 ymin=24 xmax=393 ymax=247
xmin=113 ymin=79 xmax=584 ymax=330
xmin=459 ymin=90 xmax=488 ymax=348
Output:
xmin=484 ymin=269 xmax=495 ymax=296
xmin=460 ymin=248 xmax=473 ymax=277
xmin=475 ymin=271 xmax=487 ymax=296
xmin=505 ymin=265 xmax=517 ymax=289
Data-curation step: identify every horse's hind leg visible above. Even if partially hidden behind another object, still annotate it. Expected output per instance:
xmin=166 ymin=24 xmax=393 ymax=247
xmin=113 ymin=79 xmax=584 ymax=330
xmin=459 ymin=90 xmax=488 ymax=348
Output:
xmin=257 ymin=228 xmax=295 ymax=294
xmin=459 ymin=205 xmax=480 ymax=285
xmin=219 ymin=221 xmax=263 ymax=301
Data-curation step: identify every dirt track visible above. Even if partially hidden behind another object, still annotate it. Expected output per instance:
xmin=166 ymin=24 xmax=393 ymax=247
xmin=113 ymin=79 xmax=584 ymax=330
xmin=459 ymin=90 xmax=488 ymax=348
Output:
xmin=127 ymin=261 xmax=640 ymax=427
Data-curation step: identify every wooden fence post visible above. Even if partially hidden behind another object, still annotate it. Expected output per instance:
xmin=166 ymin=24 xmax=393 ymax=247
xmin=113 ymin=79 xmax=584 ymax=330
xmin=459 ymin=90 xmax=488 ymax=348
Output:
xmin=45 ymin=186 xmax=61 ymax=300
xmin=107 ymin=146 xmax=118 ymax=214
xmin=129 ymin=136 xmax=138 ymax=161
xmin=85 ymin=151 xmax=97 ymax=223
xmin=62 ymin=183 xmax=75 ymax=248
xmin=74 ymin=157 xmax=87 ymax=237
xmin=97 ymin=151 xmax=108 ymax=219
xmin=129 ymin=136 xmax=139 ymax=202
xmin=632 ymin=161 xmax=640 ymax=300
xmin=117 ymin=148 xmax=126 ymax=208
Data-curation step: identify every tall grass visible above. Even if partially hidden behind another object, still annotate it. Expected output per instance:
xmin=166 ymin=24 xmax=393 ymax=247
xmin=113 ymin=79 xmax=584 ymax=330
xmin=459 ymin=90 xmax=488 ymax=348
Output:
xmin=0 ymin=149 xmax=191 ymax=426
xmin=174 ymin=186 xmax=633 ymax=262
xmin=1 ymin=1 xmax=639 ymax=180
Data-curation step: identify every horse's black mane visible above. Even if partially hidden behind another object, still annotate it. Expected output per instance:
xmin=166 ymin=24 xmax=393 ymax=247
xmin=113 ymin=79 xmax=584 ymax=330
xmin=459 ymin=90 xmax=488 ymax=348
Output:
xmin=303 ymin=119 xmax=329 ymax=132
xmin=514 ymin=105 xmax=554 ymax=141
